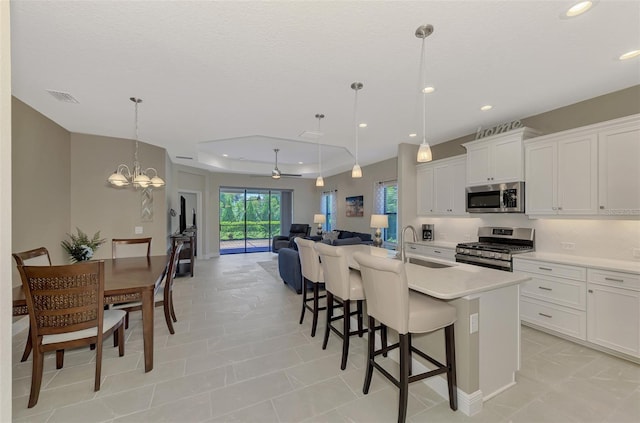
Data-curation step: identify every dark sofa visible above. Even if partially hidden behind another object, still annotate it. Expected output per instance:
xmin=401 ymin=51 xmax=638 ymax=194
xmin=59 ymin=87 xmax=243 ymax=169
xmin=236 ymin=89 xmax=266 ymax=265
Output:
xmin=323 ymin=230 xmax=373 ymax=246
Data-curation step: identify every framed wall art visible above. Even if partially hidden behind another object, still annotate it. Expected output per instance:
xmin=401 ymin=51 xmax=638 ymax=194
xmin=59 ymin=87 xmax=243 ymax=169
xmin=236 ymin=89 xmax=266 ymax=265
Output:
xmin=345 ymin=195 xmax=364 ymax=217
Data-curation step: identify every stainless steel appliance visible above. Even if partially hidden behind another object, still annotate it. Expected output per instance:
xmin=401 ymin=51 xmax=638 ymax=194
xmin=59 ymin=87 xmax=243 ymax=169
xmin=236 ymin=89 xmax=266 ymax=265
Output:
xmin=455 ymin=226 xmax=534 ymax=271
xmin=422 ymin=224 xmax=434 ymax=241
xmin=466 ymin=181 xmax=525 ymax=213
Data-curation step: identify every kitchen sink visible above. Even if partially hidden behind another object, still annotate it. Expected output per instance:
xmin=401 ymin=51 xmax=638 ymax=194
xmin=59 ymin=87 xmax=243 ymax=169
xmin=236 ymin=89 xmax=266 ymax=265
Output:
xmin=406 ymin=257 xmax=453 ymax=269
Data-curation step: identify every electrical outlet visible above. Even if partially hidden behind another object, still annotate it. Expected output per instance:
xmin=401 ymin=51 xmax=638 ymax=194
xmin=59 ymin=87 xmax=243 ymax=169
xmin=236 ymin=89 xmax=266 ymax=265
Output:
xmin=470 ymin=313 xmax=479 ymax=334
xmin=634 ymin=248 xmax=640 ymax=259
xmin=561 ymin=242 xmax=575 ymax=250
xmin=135 ymin=226 xmax=143 ymax=234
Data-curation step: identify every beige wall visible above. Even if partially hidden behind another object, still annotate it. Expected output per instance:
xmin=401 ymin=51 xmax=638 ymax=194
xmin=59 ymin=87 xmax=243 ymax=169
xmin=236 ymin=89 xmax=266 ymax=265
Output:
xmin=11 ymin=98 xmax=70 ymax=266
xmin=70 ymin=133 xmax=168 ymax=259
xmin=320 ymin=157 xmax=397 ymax=235
xmin=1 ymin=1 xmax=12 ymax=417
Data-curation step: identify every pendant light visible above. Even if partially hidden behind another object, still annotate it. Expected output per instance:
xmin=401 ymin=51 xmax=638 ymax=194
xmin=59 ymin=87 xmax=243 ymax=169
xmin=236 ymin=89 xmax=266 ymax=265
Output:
xmin=315 ymin=113 xmax=325 ymax=187
xmin=416 ymin=24 xmax=434 ymax=163
xmin=107 ymin=97 xmax=165 ymax=188
xmin=351 ymin=82 xmax=363 ymax=178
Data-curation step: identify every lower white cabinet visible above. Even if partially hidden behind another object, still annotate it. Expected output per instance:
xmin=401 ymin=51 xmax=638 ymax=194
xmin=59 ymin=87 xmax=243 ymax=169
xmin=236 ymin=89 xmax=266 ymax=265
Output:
xmin=515 ymin=257 xmax=640 ymax=360
xmin=515 ymin=259 xmax=587 ymax=340
xmin=587 ymin=269 xmax=640 ymax=357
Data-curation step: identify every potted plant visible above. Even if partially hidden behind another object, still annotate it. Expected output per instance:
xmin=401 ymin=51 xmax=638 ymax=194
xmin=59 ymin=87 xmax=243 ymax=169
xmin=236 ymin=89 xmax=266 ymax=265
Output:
xmin=61 ymin=228 xmax=106 ymax=263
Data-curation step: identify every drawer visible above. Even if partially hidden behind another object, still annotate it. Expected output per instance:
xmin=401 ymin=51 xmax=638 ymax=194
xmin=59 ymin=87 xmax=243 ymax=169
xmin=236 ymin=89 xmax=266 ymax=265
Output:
xmin=588 ymin=269 xmax=640 ymax=291
xmin=513 ymin=259 xmax=586 ymax=281
xmin=521 ymin=274 xmax=586 ymax=310
xmin=520 ymin=297 xmax=586 ymax=340
xmin=405 ymin=244 xmax=456 ymax=262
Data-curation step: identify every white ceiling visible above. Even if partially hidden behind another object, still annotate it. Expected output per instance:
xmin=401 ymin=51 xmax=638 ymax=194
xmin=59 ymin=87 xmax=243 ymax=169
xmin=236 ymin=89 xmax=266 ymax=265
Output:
xmin=10 ymin=0 xmax=640 ymax=178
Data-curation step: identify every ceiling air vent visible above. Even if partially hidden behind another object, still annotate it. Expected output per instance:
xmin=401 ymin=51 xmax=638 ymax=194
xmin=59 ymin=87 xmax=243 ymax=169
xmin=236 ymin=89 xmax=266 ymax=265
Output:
xmin=46 ymin=89 xmax=79 ymax=103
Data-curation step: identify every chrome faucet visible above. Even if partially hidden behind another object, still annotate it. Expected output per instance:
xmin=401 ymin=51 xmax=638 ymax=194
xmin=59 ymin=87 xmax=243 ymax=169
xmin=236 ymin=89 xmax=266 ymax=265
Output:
xmin=400 ymin=225 xmax=418 ymax=263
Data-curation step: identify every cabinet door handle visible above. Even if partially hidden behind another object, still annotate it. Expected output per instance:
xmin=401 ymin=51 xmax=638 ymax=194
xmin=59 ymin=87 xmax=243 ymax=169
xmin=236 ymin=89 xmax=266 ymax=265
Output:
xmin=434 ymin=250 xmax=441 ymax=254
xmin=604 ymin=277 xmax=624 ymax=283
xmin=538 ymin=267 xmax=553 ymax=271
xmin=538 ymin=313 xmax=552 ymax=318
xmin=558 ymin=207 xmax=563 ymax=210
xmin=599 ymin=206 xmax=605 ymax=209
xmin=410 ymin=246 xmax=417 ymax=250
xmin=538 ymin=286 xmax=552 ymax=291
xmin=588 ymin=289 xmax=593 ymax=293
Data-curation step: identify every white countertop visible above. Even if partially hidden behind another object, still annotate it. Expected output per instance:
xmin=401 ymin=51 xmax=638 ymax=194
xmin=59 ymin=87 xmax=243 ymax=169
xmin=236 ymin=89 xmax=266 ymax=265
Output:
xmin=340 ymin=245 xmax=529 ymax=300
xmin=514 ymin=252 xmax=640 ymax=275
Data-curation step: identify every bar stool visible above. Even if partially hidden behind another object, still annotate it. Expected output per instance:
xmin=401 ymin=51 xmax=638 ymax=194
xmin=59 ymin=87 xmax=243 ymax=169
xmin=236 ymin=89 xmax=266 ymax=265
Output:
xmin=295 ymin=237 xmax=326 ymax=337
xmin=314 ymin=243 xmax=367 ymax=370
xmin=353 ymin=252 xmax=458 ymax=423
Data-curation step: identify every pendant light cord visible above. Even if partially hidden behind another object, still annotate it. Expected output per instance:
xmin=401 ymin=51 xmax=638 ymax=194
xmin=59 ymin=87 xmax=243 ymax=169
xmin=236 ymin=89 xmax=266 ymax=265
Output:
xmin=354 ymin=88 xmax=359 ymax=163
xmin=420 ymin=36 xmax=427 ymax=145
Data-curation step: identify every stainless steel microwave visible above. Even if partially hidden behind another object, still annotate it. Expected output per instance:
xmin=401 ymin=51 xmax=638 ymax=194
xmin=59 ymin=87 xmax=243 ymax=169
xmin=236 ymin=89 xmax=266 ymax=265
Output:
xmin=466 ymin=181 xmax=525 ymax=213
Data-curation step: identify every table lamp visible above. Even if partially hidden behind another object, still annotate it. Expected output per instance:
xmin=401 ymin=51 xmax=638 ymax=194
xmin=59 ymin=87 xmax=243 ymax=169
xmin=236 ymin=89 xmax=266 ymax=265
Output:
xmin=313 ymin=214 xmax=326 ymax=236
xmin=370 ymin=214 xmax=389 ymax=248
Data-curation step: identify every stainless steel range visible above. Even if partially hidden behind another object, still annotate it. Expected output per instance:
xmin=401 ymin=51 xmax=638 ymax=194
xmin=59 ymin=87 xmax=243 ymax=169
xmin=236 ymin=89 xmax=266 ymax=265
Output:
xmin=455 ymin=227 xmax=534 ymax=271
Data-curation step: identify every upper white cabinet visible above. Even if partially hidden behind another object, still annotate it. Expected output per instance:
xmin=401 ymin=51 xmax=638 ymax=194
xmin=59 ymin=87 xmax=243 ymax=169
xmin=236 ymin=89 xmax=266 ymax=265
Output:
xmin=416 ymin=155 xmax=466 ymax=216
xmin=463 ymin=128 xmax=540 ymax=186
xmin=525 ymin=114 xmax=640 ymax=217
xmin=598 ymin=120 xmax=640 ymax=215
xmin=525 ymin=133 xmax=598 ymax=215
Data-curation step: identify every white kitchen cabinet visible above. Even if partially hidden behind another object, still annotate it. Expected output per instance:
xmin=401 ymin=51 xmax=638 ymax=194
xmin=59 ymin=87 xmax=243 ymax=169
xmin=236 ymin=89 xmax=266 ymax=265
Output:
xmin=416 ymin=165 xmax=434 ymax=215
xmin=416 ymin=155 xmax=466 ymax=216
xmin=514 ymin=258 xmax=587 ymax=340
xmin=598 ymin=120 xmax=640 ymax=216
xmin=587 ymin=269 xmax=640 ymax=357
xmin=463 ymin=128 xmax=540 ymax=186
xmin=525 ymin=133 xmax=598 ymax=215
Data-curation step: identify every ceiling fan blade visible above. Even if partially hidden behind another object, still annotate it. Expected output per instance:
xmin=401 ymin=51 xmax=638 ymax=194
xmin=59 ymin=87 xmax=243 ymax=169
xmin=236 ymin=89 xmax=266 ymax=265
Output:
xmin=280 ymin=173 xmax=302 ymax=177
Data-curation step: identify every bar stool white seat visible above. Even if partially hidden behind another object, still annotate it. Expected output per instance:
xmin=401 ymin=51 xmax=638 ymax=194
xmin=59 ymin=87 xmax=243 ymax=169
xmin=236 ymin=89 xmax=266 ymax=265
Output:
xmin=353 ymin=252 xmax=458 ymax=423
xmin=295 ymin=237 xmax=326 ymax=337
xmin=314 ymin=242 xmax=367 ymax=370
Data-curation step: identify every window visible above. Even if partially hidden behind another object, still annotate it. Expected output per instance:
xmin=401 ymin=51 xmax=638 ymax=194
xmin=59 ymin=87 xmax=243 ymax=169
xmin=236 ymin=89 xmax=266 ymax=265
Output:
xmin=374 ymin=180 xmax=398 ymax=246
xmin=320 ymin=190 xmax=337 ymax=232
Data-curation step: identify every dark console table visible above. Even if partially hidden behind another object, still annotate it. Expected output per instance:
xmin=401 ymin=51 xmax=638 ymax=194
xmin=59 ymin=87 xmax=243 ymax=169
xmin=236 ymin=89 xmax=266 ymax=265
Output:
xmin=171 ymin=227 xmax=196 ymax=277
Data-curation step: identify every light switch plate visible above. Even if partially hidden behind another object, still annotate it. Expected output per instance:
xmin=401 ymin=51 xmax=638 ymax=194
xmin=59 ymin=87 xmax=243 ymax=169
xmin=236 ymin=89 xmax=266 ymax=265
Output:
xmin=135 ymin=226 xmax=143 ymax=234
xmin=470 ymin=313 xmax=479 ymax=334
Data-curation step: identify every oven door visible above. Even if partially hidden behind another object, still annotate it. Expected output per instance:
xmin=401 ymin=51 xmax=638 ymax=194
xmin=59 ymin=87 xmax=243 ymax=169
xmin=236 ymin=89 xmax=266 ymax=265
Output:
xmin=455 ymin=254 xmax=513 ymax=271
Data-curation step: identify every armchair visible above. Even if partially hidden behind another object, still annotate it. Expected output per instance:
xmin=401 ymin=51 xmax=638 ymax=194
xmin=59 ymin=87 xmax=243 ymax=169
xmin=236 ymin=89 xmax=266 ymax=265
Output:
xmin=272 ymin=223 xmax=311 ymax=253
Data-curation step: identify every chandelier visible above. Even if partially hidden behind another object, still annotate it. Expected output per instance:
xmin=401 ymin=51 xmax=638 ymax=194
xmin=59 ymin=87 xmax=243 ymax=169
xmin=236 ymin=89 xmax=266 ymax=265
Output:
xmin=107 ymin=97 xmax=165 ymax=189
xmin=416 ymin=24 xmax=434 ymax=163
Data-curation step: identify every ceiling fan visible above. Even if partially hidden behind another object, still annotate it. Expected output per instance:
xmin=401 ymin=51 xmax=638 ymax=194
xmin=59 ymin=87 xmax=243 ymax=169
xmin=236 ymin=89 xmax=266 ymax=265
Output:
xmin=270 ymin=148 xmax=301 ymax=179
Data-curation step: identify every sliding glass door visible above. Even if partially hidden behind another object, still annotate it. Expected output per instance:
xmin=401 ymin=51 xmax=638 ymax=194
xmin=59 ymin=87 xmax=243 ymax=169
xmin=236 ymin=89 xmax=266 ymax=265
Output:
xmin=219 ymin=188 xmax=287 ymax=254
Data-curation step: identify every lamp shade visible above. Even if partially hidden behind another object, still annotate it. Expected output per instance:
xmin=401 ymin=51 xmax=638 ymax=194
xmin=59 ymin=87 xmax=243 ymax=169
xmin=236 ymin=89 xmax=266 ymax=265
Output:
xmin=370 ymin=214 xmax=388 ymax=229
xmin=314 ymin=214 xmax=326 ymax=224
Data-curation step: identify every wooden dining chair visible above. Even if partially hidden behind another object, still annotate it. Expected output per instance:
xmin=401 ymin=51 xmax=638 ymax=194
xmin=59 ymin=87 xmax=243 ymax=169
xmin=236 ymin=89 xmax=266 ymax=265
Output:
xmin=12 ymin=247 xmax=53 ymax=363
xmin=112 ymin=241 xmax=183 ymax=334
xmin=111 ymin=237 xmax=152 ymax=259
xmin=18 ymin=260 xmax=126 ymax=408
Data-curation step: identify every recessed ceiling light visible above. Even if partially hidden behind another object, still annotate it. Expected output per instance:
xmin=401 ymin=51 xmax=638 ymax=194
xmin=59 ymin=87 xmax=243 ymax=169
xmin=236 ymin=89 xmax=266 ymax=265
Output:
xmin=619 ymin=49 xmax=640 ymax=60
xmin=565 ymin=1 xmax=593 ymax=17
xmin=298 ymin=161 xmax=304 ymax=165
xmin=409 ymin=133 xmax=417 ymax=137
xmin=422 ymin=86 xmax=435 ymax=94
xmin=480 ymin=105 xmax=493 ymax=111
xmin=359 ymin=123 xmax=367 ymax=128
xmin=222 ymin=154 xmax=228 ymax=157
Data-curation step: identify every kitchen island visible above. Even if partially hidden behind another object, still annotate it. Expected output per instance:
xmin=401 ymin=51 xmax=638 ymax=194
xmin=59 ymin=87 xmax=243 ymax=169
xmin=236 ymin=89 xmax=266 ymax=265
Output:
xmin=344 ymin=245 xmax=530 ymax=416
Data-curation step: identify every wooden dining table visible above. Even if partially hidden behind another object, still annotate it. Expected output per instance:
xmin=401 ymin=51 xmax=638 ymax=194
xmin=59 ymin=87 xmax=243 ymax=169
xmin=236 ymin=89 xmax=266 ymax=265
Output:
xmin=13 ymin=255 xmax=169 ymax=373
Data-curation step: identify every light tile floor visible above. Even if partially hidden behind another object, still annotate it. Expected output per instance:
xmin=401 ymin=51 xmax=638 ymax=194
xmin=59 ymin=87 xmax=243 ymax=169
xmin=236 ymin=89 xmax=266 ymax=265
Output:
xmin=11 ymin=252 xmax=640 ymax=422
